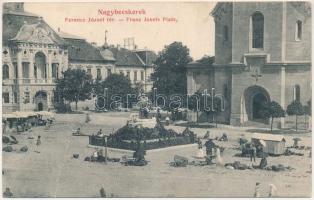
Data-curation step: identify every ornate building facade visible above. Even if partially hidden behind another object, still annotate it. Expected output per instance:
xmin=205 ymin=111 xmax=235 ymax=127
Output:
xmin=3 ymin=3 xmax=68 ymax=113
xmin=2 ymin=3 xmax=156 ymax=113
xmin=187 ymin=2 xmax=311 ymax=127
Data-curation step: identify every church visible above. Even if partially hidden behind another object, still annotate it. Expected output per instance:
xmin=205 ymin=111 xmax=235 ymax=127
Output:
xmin=2 ymin=3 xmax=156 ymax=113
xmin=187 ymin=2 xmax=311 ymax=127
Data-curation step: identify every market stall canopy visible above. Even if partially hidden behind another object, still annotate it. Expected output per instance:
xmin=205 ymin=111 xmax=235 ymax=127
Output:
xmin=36 ymin=111 xmax=54 ymax=117
xmin=251 ymin=133 xmax=286 ymax=155
xmin=3 ymin=111 xmax=38 ymax=119
xmin=251 ymin=133 xmax=285 ymax=142
xmin=3 ymin=113 xmax=18 ymax=119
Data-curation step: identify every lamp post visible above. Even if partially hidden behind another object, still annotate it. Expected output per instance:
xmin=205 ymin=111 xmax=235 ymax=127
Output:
xmin=104 ymin=136 xmax=108 ymax=164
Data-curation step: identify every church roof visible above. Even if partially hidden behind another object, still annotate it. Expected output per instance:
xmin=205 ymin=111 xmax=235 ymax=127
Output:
xmin=187 ymin=56 xmax=215 ymax=68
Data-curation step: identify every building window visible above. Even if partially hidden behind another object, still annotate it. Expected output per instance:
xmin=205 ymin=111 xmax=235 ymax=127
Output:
xmin=3 ymin=92 xmax=9 ymax=103
xmin=294 ymin=84 xmax=300 ymax=102
xmin=126 ymin=71 xmax=130 ymax=79
xmin=119 ymin=70 xmax=124 ymax=75
xmin=97 ymin=68 xmax=102 ymax=79
xmin=223 ymin=26 xmax=228 ymax=41
xmin=252 ymin=12 xmax=264 ymax=48
xmin=24 ymin=92 xmax=30 ymax=104
xmin=87 ymin=68 xmax=92 ymax=75
xmin=134 ymin=71 xmax=138 ymax=81
xmin=107 ymin=68 xmax=112 ymax=77
xmin=3 ymin=64 xmax=9 ymax=79
xmin=141 ymin=71 xmax=144 ymax=81
xmin=296 ymin=20 xmax=302 ymax=41
xmin=22 ymin=62 xmax=29 ymax=78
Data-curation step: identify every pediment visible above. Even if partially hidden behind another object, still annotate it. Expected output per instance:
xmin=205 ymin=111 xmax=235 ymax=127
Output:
xmin=10 ymin=22 xmax=61 ymax=45
xmin=28 ymin=26 xmax=54 ymax=44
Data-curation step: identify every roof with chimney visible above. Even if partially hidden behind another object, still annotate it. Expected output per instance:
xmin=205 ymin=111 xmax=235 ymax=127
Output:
xmin=62 ymin=31 xmax=157 ymax=66
xmin=3 ymin=3 xmax=157 ymax=66
xmin=63 ymin=38 xmax=108 ymax=62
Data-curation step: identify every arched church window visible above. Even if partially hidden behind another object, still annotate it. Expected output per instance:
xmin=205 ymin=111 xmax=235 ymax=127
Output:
xmin=3 ymin=64 xmax=9 ymax=79
xmin=294 ymin=84 xmax=300 ymax=102
xmin=296 ymin=20 xmax=302 ymax=41
xmin=252 ymin=12 xmax=264 ymax=48
xmin=223 ymin=26 xmax=228 ymax=41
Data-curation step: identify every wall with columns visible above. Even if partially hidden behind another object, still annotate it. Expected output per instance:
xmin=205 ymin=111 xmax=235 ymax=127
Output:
xmin=2 ymin=43 xmax=68 ymax=113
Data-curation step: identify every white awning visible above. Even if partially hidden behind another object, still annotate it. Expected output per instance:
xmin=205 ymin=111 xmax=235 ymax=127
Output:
xmin=251 ymin=133 xmax=285 ymax=142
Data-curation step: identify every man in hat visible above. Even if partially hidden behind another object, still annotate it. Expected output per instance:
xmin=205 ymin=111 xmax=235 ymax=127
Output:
xmin=3 ymin=187 xmax=13 ymax=197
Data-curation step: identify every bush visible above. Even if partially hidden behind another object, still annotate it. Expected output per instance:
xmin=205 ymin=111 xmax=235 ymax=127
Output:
xmin=2 ymin=136 xmax=10 ymax=144
xmin=54 ymin=103 xmax=72 ymax=113
xmin=20 ymin=146 xmax=28 ymax=152
xmin=3 ymin=146 xmax=13 ymax=152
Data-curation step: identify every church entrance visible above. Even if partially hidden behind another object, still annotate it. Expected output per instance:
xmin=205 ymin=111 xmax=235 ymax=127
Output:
xmin=34 ymin=91 xmax=48 ymax=111
xmin=241 ymin=85 xmax=270 ymax=124
xmin=252 ymin=93 xmax=268 ymax=120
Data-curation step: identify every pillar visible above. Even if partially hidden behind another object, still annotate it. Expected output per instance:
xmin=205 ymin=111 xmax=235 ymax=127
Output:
xmin=29 ymin=55 xmax=34 ymax=79
xmin=280 ymin=66 xmax=286 ymax=128
xmin=17 ymin=51 xmax=23 ymax=79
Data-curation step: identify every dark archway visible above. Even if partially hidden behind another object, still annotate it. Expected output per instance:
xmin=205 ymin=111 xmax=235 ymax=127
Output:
xmin=38 ymin=102 xmax=43 ymax=111
xmin=243 ymin=85 xmax=270 ymax=123
xmin=34 ymin=52 xmax=46 ymax=79
xmin=34 ymin=91 xmax=48 ymax=111
xmin=252 ymin=93 xmax=268 ymax=119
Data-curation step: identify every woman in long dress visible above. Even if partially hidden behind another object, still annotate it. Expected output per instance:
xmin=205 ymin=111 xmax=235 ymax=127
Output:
xmin=216 ymin=148 xmax=223 ymax=166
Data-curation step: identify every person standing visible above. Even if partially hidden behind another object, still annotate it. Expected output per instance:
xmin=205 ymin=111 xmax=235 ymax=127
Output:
xmin=85 ymin=113 xmax=91 ymax=123
xmin=254 ymin=182 xmax=261 ymax=197
xmin=250 ymin=145 xmax=256 ymax=162
xmin=36 ymin=135 xmax=41 ymax=146
xmin=268 ymin=183 xmax=277 ymax=197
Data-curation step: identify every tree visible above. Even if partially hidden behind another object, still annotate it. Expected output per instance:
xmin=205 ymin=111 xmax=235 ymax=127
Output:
xmin=286 ymin=100 xmax=304 ymax=132
xmin=303 ymin=99 xmax=311 ymax=129
xmin=152 ymin=42 xmax=192 ymax=96
xmin=259 ymin=101 xmax=285 ymax=132
xmin=56 ymin=68 xmax=93 ymax=110
xmin=101 ymin=74 xmax=133 ymax=109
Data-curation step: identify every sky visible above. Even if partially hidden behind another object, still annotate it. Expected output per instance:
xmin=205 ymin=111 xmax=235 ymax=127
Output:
xmin=24 ymin=2 xmax=216 ymax=60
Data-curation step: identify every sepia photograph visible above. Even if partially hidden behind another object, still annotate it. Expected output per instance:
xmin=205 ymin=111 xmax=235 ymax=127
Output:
xmin=1 ymin=1 xmax=312 ymax=198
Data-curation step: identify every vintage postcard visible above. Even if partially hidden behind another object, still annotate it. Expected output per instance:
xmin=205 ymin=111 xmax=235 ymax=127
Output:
xmin=1 ymin=1 xmax=312 ymax=198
